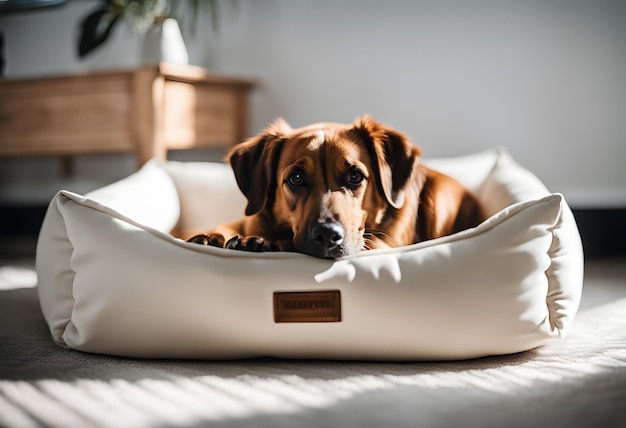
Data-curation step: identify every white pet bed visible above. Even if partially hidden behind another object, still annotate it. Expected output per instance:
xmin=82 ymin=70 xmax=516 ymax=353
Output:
xmin=36 ymin=148 xmax=584 ymax=361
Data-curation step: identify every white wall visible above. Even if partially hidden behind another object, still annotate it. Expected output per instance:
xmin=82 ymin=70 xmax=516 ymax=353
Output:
xmin=1 ymin=0 xmax=625 ymax=207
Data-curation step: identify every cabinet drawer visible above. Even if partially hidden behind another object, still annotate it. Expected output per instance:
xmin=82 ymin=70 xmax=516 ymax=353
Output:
xmin=163 ymin=81 xmax=240 ymax=149
xmin=0 ymin=75 xmax=133 ymax=155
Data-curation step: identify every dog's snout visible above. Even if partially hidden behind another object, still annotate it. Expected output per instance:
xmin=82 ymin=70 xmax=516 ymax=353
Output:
xmin=309 ymin=222 xmax=345 ymax=250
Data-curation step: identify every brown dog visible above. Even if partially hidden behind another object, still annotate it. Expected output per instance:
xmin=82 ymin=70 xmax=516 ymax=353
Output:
xmin=187 ymin=116 xmax=484 ymax=259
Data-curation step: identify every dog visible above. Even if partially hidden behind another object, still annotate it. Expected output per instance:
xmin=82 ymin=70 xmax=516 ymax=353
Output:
xmin=187 ymin=116 xmax=484 ymax=259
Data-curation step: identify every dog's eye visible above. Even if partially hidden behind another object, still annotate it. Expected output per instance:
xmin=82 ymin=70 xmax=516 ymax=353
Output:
xmin=287 ymin=172 xmax=306 ymax=188
xmin=347 ymin=170 xmax=365 ymax=186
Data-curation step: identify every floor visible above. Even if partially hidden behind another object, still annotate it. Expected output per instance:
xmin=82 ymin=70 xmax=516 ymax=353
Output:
xmin=577 ymin=256 xmax=626 ymax=310
xmin=0 ymin=256 xmax=625 ymax=428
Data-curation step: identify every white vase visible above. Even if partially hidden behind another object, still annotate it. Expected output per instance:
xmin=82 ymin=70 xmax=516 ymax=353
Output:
xmin=80 ymin=18 xmax=189 ymax=72
xmin=142 ymin=18 xmax=189 ymax=65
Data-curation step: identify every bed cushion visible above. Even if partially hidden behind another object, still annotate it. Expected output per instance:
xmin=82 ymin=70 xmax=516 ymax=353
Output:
xmin=35 ymin=148 xmax=584 ymax=360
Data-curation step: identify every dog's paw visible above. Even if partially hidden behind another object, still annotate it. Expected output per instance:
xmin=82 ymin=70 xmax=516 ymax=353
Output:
xmin=225 ymin=235 xmax=281 ymax=252
xmin=186 ymin=233 xmax=226 ymax=248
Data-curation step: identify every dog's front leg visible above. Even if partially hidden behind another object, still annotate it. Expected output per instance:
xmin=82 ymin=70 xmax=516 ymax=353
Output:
xmin=187 ymin=232 xmax=226 ymax=247
xmin=187 ymin=233 xmax=292 ymax=253
xmin=224 ymin=235 xmax=281 ymax=252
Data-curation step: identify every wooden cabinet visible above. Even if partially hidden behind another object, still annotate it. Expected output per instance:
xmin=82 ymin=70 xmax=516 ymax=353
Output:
xmin=0 ymin=63 xmax=253 ymax=166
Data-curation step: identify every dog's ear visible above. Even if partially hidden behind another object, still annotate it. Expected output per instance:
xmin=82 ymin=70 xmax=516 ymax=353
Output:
xmin=227 ymin=118 xmax=292 ymax=216
xmin=352 ymin=115 xmax=421 ymax=209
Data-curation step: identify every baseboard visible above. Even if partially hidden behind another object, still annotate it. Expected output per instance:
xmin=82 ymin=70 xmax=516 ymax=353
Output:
xmin=0 ymin=205 xmax=46 ymax=258
xmin=571 ymin=208 xmax=626 ymax=259
xmin=1 ymin=205 xmax=624 ymax=260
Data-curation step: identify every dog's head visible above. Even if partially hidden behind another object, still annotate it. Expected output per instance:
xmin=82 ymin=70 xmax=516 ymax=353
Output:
xmin=227 ymin=116 xmax=421 ymax=259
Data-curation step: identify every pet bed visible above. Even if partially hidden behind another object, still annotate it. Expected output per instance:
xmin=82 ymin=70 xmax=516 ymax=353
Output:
xmin=36 ymin=148 xmax=584 ymax=360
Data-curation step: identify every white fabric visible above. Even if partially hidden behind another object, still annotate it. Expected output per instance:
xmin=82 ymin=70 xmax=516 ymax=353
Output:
xmin=35 ymin=148 xmax=584 ymax=360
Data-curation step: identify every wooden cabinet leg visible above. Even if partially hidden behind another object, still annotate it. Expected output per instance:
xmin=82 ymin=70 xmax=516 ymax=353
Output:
xmin=58 ymin=156 xmax=73 ymax=177
xmin=131 ymin=68 xmax=166 ymax=168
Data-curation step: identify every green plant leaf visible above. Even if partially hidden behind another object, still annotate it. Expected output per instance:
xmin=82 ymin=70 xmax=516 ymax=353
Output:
xmin=77 ymin=8 xmax=120 ymax=58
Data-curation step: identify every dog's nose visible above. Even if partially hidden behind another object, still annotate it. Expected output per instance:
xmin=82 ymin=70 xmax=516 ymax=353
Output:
xmin=309 ymin=222 xmax=345 ymax=250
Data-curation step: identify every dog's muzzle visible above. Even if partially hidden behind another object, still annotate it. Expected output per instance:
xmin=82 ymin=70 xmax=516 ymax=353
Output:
xmin=307 ymin=221 xmax=345 ymax=259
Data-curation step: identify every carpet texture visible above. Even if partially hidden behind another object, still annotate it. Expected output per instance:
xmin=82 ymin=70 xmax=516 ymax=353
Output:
xmin=1 ymin=258 xmax=625 ymax=428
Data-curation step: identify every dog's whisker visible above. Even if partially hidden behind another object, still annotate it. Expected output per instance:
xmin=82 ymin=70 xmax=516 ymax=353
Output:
xmin=364 ymin=228 xmax=398 ymax=247
xmin=364 ymin=228 xmax=392 ymax=239
xmin=363 ymin=235 xmax=383 ymax=252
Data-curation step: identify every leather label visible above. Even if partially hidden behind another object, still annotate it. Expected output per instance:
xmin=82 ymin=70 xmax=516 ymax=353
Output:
xmin=273 ymin=290 xmax=341 ymax=323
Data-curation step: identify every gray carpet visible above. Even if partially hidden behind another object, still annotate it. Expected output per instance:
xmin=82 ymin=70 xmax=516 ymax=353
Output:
xmin=1 ymin=257 xmax=625 ymax=428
